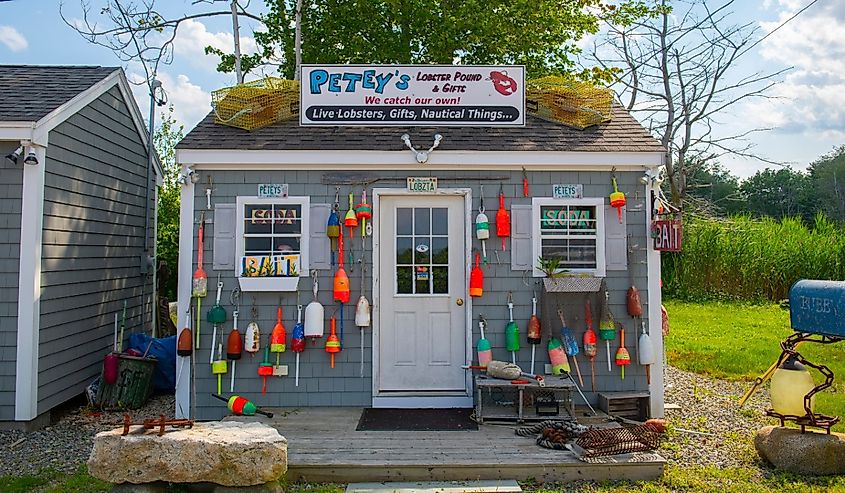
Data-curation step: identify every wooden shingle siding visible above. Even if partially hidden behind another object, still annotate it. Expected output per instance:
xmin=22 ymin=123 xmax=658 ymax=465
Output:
xmin=37 ymin=86 xmax=153 ymax=415
xmin=0 ymin=142 xmax=22 ymax=420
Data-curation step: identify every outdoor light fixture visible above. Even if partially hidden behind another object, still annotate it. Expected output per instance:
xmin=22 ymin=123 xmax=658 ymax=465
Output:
xmin=23 ymin=151 xmax=38 ymax=166
xmin=401 ymin=133 xmax=443 ymax=164
xmin=5 ymin=146 xmax=22 ymax=166
xmin=178 ymin=168 xmax=199 ymax=185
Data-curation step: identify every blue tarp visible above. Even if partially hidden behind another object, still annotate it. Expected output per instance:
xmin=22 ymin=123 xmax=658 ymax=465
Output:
xmin=128 ymin=333 xmax=176 ymax=392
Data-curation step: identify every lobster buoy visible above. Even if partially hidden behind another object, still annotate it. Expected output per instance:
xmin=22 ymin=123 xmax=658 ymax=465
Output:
xmin=469 ymin=253 xmax=483 ymax=297
xmin=325 ymin=316 xmax=341 ymax=368
xmin=305 ymin=277 xmax=325 ymax=339
xmin=356 ymin=190 xmax=372 ymax=238
xmin=495 ymin=186 xmax=510 ymax=250
xmin=609 ymin=172 xmax=626 ymax=224
xmin=344 ymin=191 xmax=358 ymax=238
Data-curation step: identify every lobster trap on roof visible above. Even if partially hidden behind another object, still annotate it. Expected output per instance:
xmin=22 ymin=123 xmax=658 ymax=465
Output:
xmin=212 ymin=77 xmax=299 ymax=131
xmin=526 ymin=77 xmax=614 ymax=130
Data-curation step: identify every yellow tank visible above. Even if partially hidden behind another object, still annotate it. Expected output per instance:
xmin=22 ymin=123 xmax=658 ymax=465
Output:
xmin=770 ymin=355 xmax=815 ymax=417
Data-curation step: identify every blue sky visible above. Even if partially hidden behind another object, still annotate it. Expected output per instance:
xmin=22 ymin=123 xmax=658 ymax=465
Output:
xmin=1 ymin=0 xmax=841 ymax=178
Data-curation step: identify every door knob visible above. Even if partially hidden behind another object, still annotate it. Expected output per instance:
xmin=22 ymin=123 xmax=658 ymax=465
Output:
xmin=456 ymin=298 xmax=464 ymax=306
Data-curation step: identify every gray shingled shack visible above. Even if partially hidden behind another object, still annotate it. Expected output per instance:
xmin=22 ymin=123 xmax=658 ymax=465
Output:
xmin=0 ymin=65 xmax=160 ymax=428
xmin=175 ymin=95 xmax=667 ymax=421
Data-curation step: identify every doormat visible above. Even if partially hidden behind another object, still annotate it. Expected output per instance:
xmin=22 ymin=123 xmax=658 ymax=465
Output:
xmin=356 ymin=408 xmax=478 ymax=431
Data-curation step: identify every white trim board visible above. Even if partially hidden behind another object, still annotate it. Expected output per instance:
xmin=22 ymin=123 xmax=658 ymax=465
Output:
xmin=176 ymin=149 xmax=663 ymax=169
xmin=15 ymin=144 xmax=47 ymax=421
xmin=175 ymin=177 xmax=196 ymax=419
xmin=644 ymin=166 xmax=665 ymax=418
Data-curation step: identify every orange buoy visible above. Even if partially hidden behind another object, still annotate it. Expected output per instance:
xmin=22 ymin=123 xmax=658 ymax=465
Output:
xmin=495 ymin=185 xmax=510 ymax=250
xmin=469 ymin=253 xmax=483 ymax=297
xmin=344 ymin=191 xmax=358 ymax=238
xmin=270 ymin=305 xmax=286 ymax=365
xmin=334 ymin=228 xmax=350 ymax=303
xmin=609 ymin=170 xmax=626 ymax=224
xmin=325 ymin=316 xmax=341 ymax=368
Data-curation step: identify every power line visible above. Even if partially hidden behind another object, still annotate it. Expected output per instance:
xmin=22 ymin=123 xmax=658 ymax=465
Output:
xmin=738 ymin=0 xmax=821 ymax=59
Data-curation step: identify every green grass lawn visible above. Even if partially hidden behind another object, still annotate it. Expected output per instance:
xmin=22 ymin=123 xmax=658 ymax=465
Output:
xmin=664 ymin=299 xmax=845 ymax=433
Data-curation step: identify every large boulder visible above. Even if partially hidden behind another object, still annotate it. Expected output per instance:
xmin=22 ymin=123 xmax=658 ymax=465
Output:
xmin=88 ymin=421 xmax=287 ymax=487
xmin=755 ymin=425 xmax=845 ymax=476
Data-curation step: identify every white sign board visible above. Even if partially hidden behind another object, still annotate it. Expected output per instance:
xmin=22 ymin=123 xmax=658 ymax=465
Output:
xmin=407 ymin=177 xmax=438 ymax=193
xmin=553 ymin=184 xmax=583 ymax=199
xmin=258 ymin=184 xmax=289 ymax=198
xmin=300 ymin=65 xmax=525 ymax=126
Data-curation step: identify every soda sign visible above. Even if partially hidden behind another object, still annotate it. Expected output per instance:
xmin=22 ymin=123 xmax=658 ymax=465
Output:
xmin=652 ymin=219 xmax=682 ymax=251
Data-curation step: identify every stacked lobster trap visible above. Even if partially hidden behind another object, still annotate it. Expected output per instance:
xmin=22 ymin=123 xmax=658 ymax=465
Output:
xmin=211 ymin=78 xmax=300 ymax=131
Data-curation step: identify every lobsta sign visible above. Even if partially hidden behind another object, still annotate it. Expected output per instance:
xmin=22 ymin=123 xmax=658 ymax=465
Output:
xmin=300 ymin=64 xmax=525 ymax=126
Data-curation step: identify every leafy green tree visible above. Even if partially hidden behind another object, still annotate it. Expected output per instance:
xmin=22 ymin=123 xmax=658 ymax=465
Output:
xmin=684 ymin=160 xmax=743 ymax=216
xmin=211 ymin=0 xmax=656 ymax=81
xmin=155 ymin=105 xmax=184 ymax=302
xmin=739 ymin=168 xmax=815 ymax=221
xmin=808 ymin=145 xmax=845 ymax=223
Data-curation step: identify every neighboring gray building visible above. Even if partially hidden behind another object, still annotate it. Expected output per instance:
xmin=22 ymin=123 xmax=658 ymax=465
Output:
xmin=175 ymin=103 xmax=668 ymax=421
xmin=0 ymin=65 xmax=160 ymax=428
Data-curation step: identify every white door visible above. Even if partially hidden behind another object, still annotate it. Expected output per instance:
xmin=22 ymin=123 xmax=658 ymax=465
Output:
xmin=377 ymin=194 xmax=467 ymax=393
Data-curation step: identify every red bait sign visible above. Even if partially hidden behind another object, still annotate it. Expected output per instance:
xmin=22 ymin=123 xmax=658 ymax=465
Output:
xmin=300 ymin=64 xmax=525 ymax=126
xmin=652 ymin=219 xmax=683 ymax=252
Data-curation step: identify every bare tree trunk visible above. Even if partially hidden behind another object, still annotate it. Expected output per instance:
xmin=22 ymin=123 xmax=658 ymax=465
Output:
xmin=231 ymin=0 xmax=243 ymax=84
xmin=294 ymin=0 xmax=303 ymax=81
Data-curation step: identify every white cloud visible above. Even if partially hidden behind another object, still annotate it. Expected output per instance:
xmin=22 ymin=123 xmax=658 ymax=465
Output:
xmin=127 ymin=71 xmax=211 ymax=131
xmin=0 ymin=26 xmax=28 ymax=52
xmin=749 ymin=0 xmax=845 ymax=140
xmin=172 ymin=18 xmax=259 ymax=73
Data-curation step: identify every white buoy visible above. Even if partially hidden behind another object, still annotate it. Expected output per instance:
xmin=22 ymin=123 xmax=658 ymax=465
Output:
xmin=356 ymin=265 xmax=371 ymax=378
xmin=638 ymin=320 xmax=655 ymax=384
xmin=305 ymin=275 xmax=325 ymax=339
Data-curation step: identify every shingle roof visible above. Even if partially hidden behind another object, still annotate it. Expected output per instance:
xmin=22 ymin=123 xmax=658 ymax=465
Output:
xmin=178 ymin=104 xmax=665 ymax=153
xmin=0 ymin=65 xmax=118 ymax=121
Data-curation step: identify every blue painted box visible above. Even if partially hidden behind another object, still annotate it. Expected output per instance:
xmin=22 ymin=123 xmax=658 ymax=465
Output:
xmin=789 ymin=280 xmax=845 ymax=339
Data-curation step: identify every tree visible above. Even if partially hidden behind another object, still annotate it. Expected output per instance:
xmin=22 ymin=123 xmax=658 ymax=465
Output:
xmin=64 ymin=0 xmax=656 ymax=85
xmin=155 ymin=105 xmax=184 ymax=302
xmin=808 ymin=145 xmax=845 ymax=222
xmin=589 ymin=0 xmax=788 ymax=204
xmin=683 ymin=159 xmax=743 ymax=216
xmin=248 ymin=0 xmax=653 ymax=80
xmin=739 ymin=168 xmax=815 ymax=221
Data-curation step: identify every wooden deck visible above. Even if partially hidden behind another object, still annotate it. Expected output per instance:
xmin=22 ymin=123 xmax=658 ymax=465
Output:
xmin=229 ymin=407 xmax=665 ymax=483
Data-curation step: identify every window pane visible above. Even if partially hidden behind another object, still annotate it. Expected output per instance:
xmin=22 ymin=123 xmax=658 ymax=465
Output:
xmin=541 ymin=238 xmax=597 ymax=269
xmin=244 ymin=213 xmax=272 ymax=234
xmin=432 ymin=208 xmax=447 ymax=235
xmin=273 ymin=237 xmax=300 ymax=253
xmin=415 ymin=266 xmax=431 ymax=294
xmin=414 ymin=208 xmax=431 ymax=235
xmin=397 ymin=208 xmax=412 ymax=235
xmin=245 ymin=237 xmax=272 ymax=254
xmin=414 ymin=238 xmax=431 ymax=264
xmin=396 ymin=267 xmax=412 ymax=294
xmin=273 ymin=205 xmax=301 ymax=234
xmin=396 ymin=237 xmax=413 ymax=264
xmin=432 ymin=237 xmax=448 ymax=264
xmin=433 ymin=266 xmax=448 ymax=294
xmin=540 ymin=205 xmax=596 ymax=234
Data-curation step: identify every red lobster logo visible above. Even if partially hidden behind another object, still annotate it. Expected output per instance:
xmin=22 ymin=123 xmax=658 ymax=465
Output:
xmin=488 ymin=71 xmax=518 ymax=96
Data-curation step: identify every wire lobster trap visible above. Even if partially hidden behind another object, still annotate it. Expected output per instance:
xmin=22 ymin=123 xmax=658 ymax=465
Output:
xmin=526 ymin=76 xmax=613 ymax=129
xmin=574 ymin=422 xmax=663 ymax=458
xmin=212 ymin=77 xmax=299 ymax=131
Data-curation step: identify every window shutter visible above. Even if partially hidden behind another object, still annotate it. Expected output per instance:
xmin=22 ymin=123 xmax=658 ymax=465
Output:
xmin=212 ymin=203 xmax=237 ymax=271
xmin=511 ymin=204 xmax=533 ymax=271
xmin=604 ymin=204 xmax=628 ymax=271
xmin=309 ymin=203 xmax=332 ymax=270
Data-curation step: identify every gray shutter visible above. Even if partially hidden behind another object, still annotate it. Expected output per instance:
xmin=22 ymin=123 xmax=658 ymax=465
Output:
xmin=309 ymin=203 xmax=332 ymax=270
xmin=604 ymin=204 xmax=628 ymax=271
xmin=511 ymin=204 xmax=533 ymax=271
xmin=212 ymin=203 xmax=237 ymax=270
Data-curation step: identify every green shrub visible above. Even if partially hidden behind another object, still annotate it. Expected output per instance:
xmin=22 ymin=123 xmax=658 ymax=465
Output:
xmin=663 ymin=214 xmax=845 ymax=301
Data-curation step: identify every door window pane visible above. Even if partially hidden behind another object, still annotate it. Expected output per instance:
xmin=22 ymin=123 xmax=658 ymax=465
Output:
xmin=396 ymin=267 xmax=412 ymax=294
xmin=432 ymin=266 xmax=448 ymax=294
xmin=432 ymin=208 xmax=448 ymax=235
xmin=397 ymin=208 xmax=412 ymax=235
xmin=395 ymin=206 xmax=450 ymax=295
xmin=414 ymin=208 xmax=431 ymax=235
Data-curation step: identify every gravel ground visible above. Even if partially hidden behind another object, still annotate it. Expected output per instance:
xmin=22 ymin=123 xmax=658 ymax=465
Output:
xmin=661 ymin=365 xmax=771 ymax=468
xmin=0 ymin=366 xmax=773 ymax=477
xmin=0 ymin=393 xmax=175 ymax=476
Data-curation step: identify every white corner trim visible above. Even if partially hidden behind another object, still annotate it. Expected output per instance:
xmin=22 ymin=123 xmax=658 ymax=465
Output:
xmin=15 ymin=144 xmax=47 ymax=421
xmin=175 ymin=175 xmax=195 ymax=419
xmin=645 ymin=175 xmax=665 ymax=418
xmin=176 ymin=149 xmax=664 ymax=169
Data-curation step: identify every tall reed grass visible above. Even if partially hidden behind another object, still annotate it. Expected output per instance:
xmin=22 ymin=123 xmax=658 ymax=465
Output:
xmin=662 ymin=214 xmax=845 ymax=301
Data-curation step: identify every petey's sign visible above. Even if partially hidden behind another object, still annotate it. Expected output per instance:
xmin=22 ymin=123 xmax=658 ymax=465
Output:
xmin=300 ymin=65 xmax=525 ymax=126
xmin=652 ymin=219 xmax=682 ymax=252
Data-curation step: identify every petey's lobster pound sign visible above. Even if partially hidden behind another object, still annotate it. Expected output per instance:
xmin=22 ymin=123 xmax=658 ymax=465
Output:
xmin=301 ymin=64 xmax=525 ymax=127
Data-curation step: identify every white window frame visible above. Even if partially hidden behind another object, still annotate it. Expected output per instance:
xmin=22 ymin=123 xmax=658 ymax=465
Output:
xmin=531 ymin=197 xmax=606 ymax=278
xmin=235 ymin=196 xmax=310 ymax=291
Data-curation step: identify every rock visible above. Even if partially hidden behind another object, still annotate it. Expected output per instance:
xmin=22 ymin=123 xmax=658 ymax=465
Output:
xmin=754 ymin=425 xmax=845 ymax=476
xmin=88 ymin=421 xmax=287 ymax=486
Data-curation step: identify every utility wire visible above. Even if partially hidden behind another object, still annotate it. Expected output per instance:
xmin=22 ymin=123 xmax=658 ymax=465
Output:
xmin=737 ymin=0 xmax=821 ymax=59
